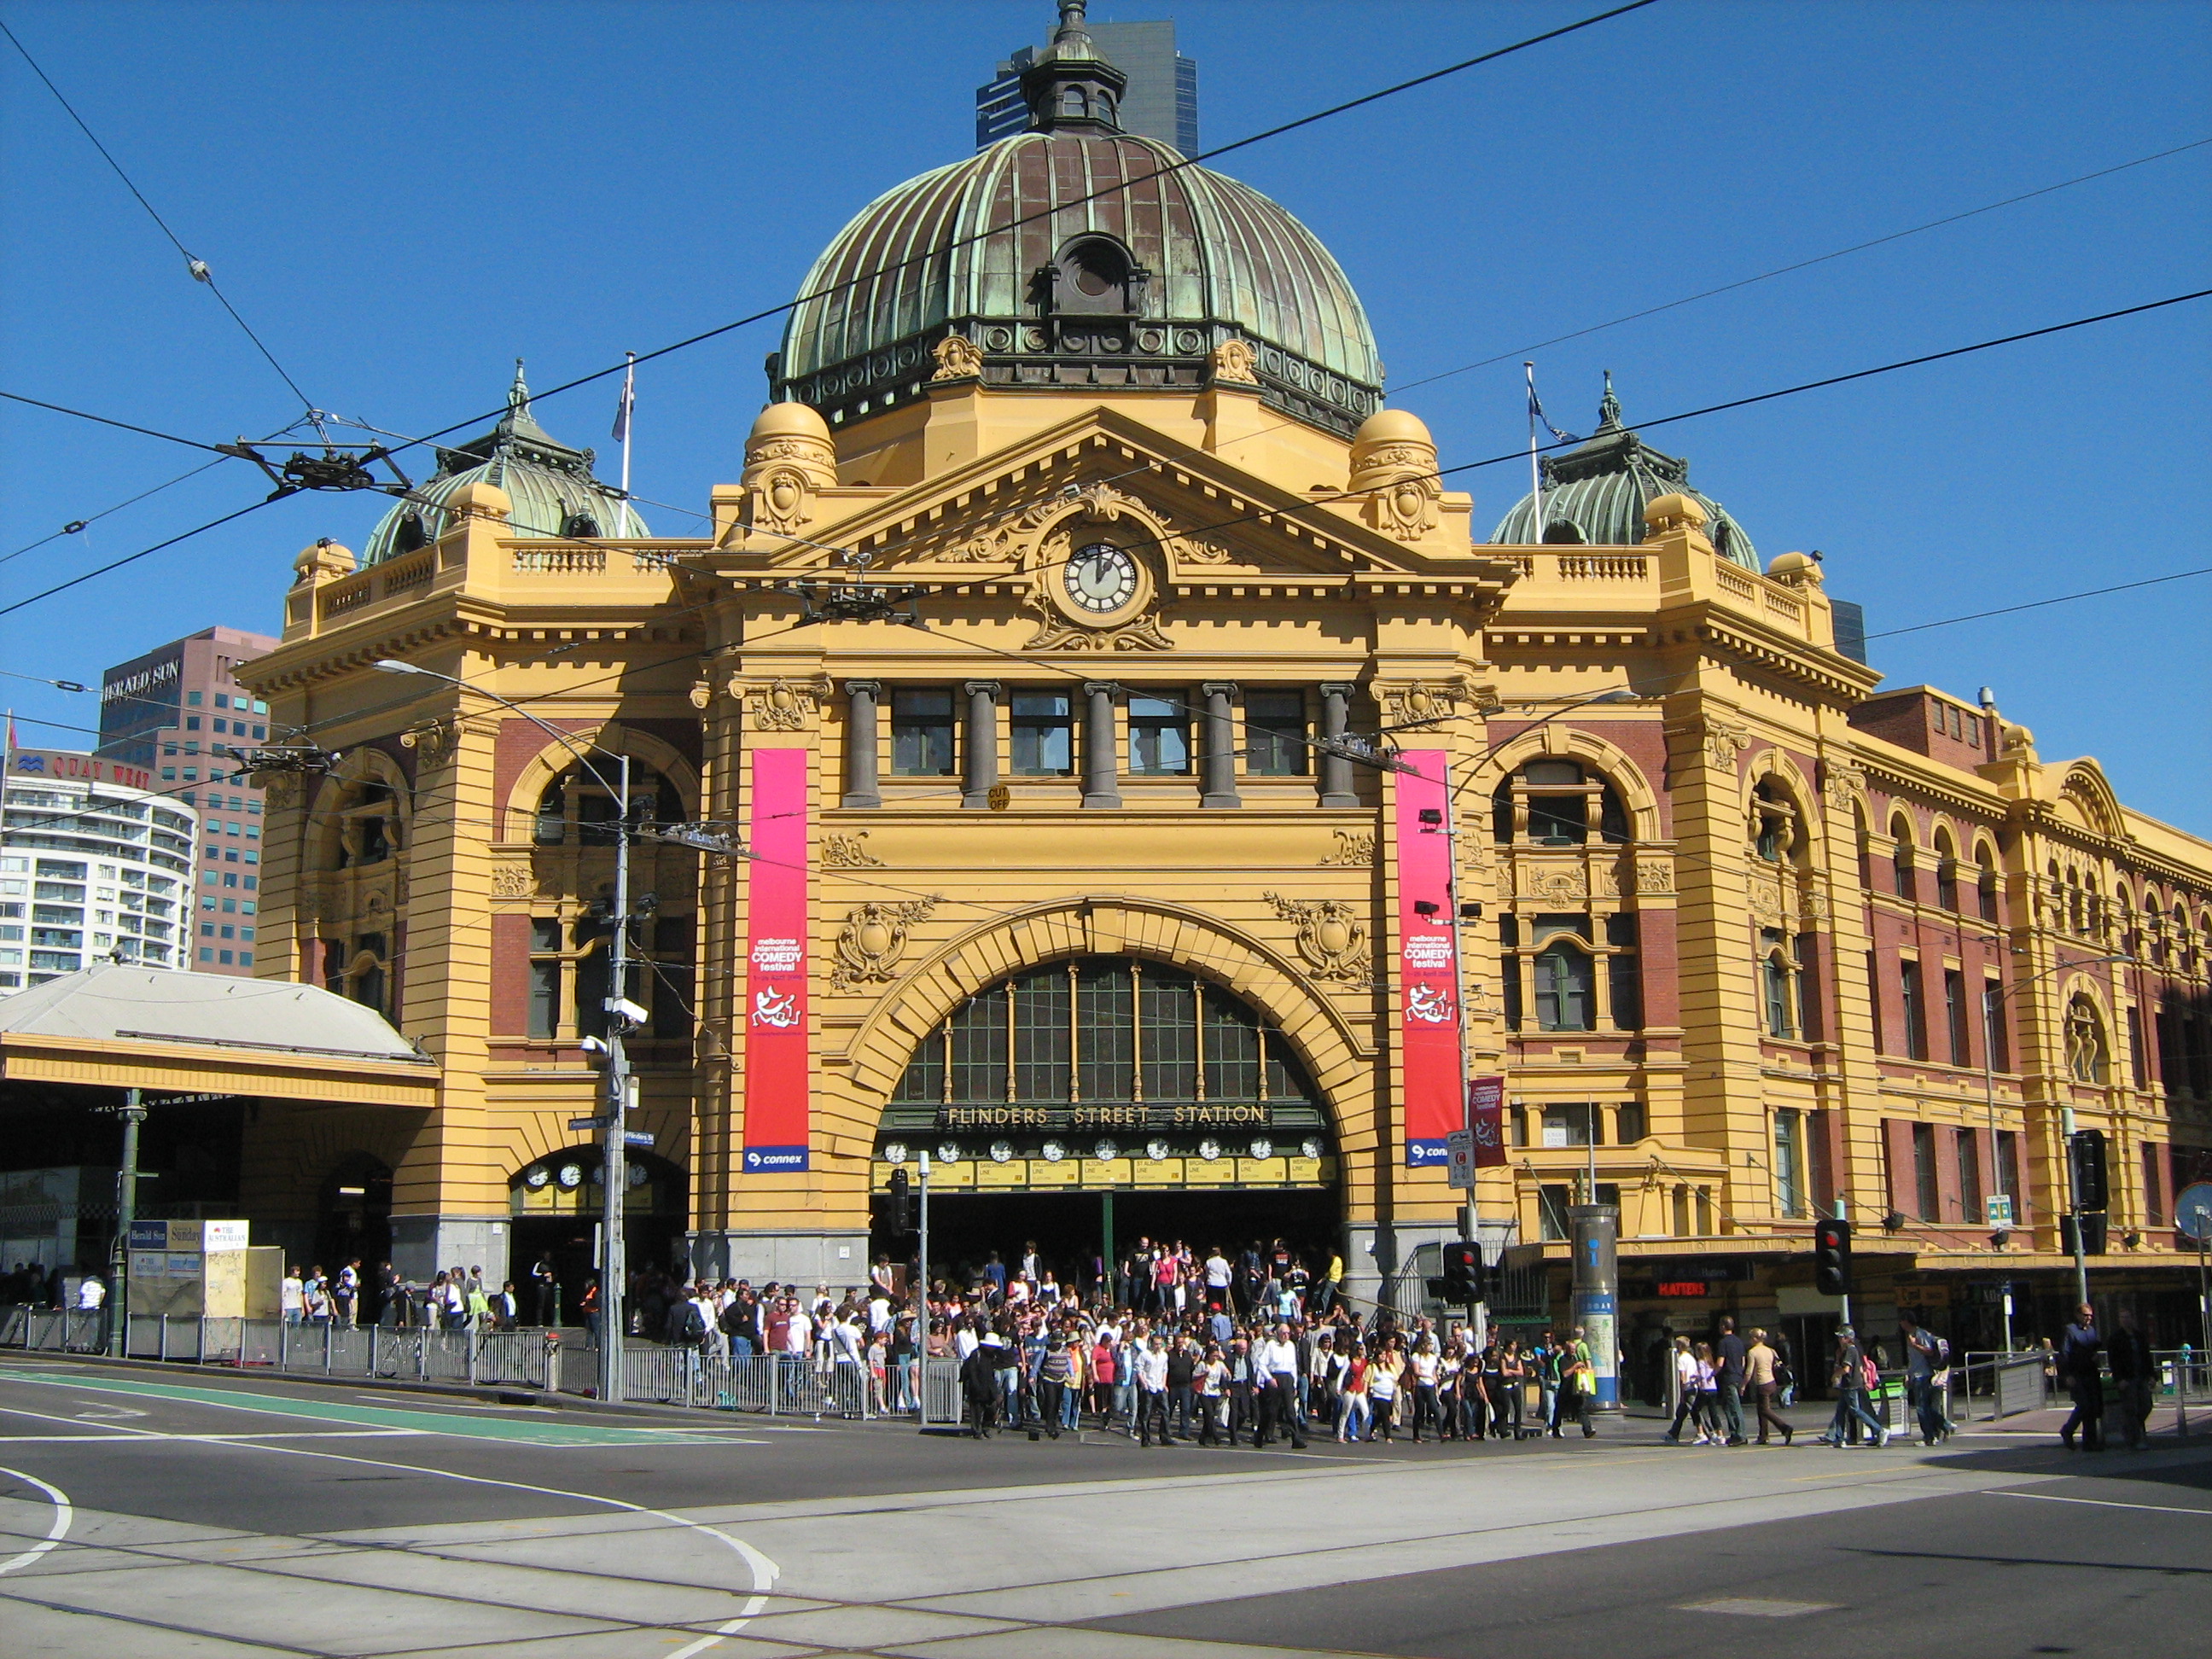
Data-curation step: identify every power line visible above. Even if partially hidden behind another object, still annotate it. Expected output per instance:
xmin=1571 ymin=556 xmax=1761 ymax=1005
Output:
xmin=1390 ymin=134 xmax=2212 ymax=397
xmin=370 ymin=1 xmax=1663 ymax=460
xmin=0 ymin=494 xmax=291 ymax=620
xmin=0 ymin=454 xmax=232 ymax=569
xmin=0 ymin=16 xmax=320 ymax=421
xmin=1864 ymin=565 xmax=2212 ymax=641
xmin=0 ymin=389 xmax=226 ymax=453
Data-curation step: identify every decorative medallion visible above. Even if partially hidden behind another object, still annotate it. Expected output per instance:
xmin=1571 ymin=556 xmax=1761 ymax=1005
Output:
xmin=830 ymin=896 xmax=940 ymax=991
xmin=1635 ymin=860 xmax=1674 ymax=894
xmin=1264 ymin=892 xmax=1371 ymax=983
xmin=930 ymin=334 xmax=985 ymax=381
xmin=398 ymin=718 xmax=455 ymax=769
xmin=1380 ymin=678 xmax=1488 ymax=729
xmin=1528 ymin=866 xmax=1589 ymax=905
xmin=1211 ymin=338 xmax=1259 ymax=384
xmin=820 ymin=832 xmax=885 ymax=869
xmin=1320 ymin=829 xmax=1376 ymax=867
xmin=745 ymin=676 xmax=830 ymax=732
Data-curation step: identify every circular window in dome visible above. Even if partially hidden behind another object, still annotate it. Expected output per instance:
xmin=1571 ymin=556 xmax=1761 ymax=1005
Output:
xmin=1066 ymin=240 xmax=1126 ymax=297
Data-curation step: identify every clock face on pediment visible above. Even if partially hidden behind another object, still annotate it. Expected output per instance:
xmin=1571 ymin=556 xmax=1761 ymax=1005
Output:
xmin=1063 ymin=543 xmax=1138 ymax=614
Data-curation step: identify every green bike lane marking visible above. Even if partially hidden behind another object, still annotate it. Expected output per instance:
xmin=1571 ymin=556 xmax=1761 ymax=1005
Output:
xmin=0 ymin=1367 xmax=760 ymax=1447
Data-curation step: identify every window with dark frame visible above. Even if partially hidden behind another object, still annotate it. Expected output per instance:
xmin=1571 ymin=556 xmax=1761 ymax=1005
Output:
xmin=1010 ymin=692 xmax=1074 ymax=776
xmin=1912 ymin=1121 xmax=1939 ymax=1220
xmin=1901 ymin=960 xmax=1929 ymax=1060
xmin=891 ymin=688 xmax=958 ymax=777
xmin=1243 ymin=690 xmax=1309 ymax=776
xmin=1126 ymin=695 xmax=1190 ymax=775
xmin=527 ymin=917 xmax=562 ymax=1040
xmin=1944 ymin=968 xmax=1970 ymax=1066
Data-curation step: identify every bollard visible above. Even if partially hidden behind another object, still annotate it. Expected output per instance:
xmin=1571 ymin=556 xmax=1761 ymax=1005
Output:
xmin=323 ymin=1321 xmax=335 ymax=1374
xmin=544 ymin=1330 xmax=561 ymax=1394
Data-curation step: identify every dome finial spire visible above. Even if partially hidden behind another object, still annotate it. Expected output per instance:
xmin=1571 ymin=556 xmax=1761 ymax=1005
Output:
xmin=508 ymin=358 xmax=531 ymax=418
xmin=1022 ymin=0 xmax=1126 ymax=132
xmin=1597 ymin=370 xmax=1622 ymax=431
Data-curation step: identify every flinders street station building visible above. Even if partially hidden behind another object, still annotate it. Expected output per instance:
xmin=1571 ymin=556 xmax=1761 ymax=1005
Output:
xmin=208 ymin=8 xmax=2208 ymax=1359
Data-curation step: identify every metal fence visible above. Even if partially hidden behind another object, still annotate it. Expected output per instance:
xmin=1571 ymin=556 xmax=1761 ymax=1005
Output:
xmin=0 ymin=1306 xmax=884 ymax=1418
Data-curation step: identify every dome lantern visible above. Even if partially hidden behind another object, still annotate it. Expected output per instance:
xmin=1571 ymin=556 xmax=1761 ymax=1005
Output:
xmin=358 ymin=360 xmax=646 ymax=565
xmin=1018 ymin=2 xmax=1130 ymax=136
xmin=1489 ymin=373 xmax=1760 ymax=569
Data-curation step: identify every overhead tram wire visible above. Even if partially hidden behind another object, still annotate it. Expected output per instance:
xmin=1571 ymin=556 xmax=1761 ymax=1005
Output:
xmin=359 ymin=1 xmax=1665 ymax=461
xmin=0 ymin=391 xmax=229 ymax=454
xmin=0 ymin=493 xmax=295 ymax=620
xmin=1863 ymin=566 xmax=2212 ymax=642
xmin=0 ymin=17 xmax=323 ymax=426
xmin=1386 ymin=134 xmax=2212 ymax=398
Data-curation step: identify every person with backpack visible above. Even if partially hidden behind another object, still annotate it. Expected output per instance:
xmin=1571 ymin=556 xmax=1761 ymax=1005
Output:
xmin=1816 ymin=1325 xmax=1889 ymax=1447
xmin=1899 ymin=1310 xmax=1953 ymax=1446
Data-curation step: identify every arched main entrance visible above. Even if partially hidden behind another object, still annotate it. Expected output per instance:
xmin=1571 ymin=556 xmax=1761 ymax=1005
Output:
xmin=509 ymin=1145 xmax=686 ymax=1323
xmin=869 ymin=956 xmax=1341 ymax=1296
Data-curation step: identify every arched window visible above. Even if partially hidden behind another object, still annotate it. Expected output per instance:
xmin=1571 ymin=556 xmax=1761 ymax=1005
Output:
xmin=1751 ymin=780 xmax=1799 ymax=864
xmin=1491 ymin=760 xmax=1629 ymax=847
xmin=1534 ymin=938 xmax=1595 ymax=1032
xmin=2064 ymin=995 xmax=2108 ymax=1084
xmin=323 ymin=932 xmax=388 ymax=1016
xmin=1891 ymin=818 xmax=1917 ymax=901
xmin=1934 ymin=830 xmax=1959 ymax=912
xmin=1975 ymin=842 xmax=2000 ymax=923
xmin=1054 ymin=235 xmax=1138 ymax=316
xmin=327 ymin=779 xmax=399 ymax=870
xmin=533 ymin=763 xmax=682 ymax=847
xmin=888 ymin=958 xmax=1323 ymax=1134
xmin=1760 ymin=928 xmax=1802 ymax=1039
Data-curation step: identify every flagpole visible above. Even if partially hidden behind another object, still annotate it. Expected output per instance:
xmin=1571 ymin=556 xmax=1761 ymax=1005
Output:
xmin=619 ymin=352 xmax=635 ymax=501
xmin=1524 ymin=362 xmax=1543 ymax=544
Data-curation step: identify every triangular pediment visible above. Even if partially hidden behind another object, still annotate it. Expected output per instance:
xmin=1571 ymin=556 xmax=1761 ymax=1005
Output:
xmin=725 ymin=405 xmax=1516 ymax=591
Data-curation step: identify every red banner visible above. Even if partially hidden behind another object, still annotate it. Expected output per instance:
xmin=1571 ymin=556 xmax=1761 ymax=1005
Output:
xmin=1398 ymin=749 xmax=1463 ymax=1167
xmin=742 ymin=748 xmax=810 ymax=1173
xmin=1470 ymin=1075 xmax=1507 ymax=1167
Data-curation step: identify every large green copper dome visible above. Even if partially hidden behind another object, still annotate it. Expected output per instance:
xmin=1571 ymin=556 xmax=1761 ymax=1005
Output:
xmin=361 ymin=364 xmax=646 ymax=565
xmin=772 ymin=4 xmax=1381 ymax=437
xmin=1490 ymin=377 xmax=1760 ymax=569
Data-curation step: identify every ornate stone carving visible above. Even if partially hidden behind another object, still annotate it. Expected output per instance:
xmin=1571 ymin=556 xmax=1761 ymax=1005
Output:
xmin=1747 ymin=876 xmax=1785 ymax=925
xmin=490 ymin=864 xmax=533 ymax=899
xmin=1211 ymin=338 xmax=1258 ymax=385
xmin=743 ymin=676 xmax=831 ymax=732
xmin=1528 ymin=866 xmax=1588 ymax=905
xmin=1820 ymin=760 xmax=1867 ymax=812
xmin=740 ymin=412 xmax=837 ymax=540
xmin=821 ymin=831 xmax=885 ymax=870
xmin=1320 ymin=830 xmax=1375 ymax=867
xmin=930 ymin=334 xmax=984 ymax=381
xmin=1635 ymin=860 xmax=1674 ymax=894
xmin=1701 ymin=719 xmax=1753 ymax=770
xmin=688 ymin=678 xmax=712 ymax=711
xmin=1264 ymin=892 xmax=1371 ymax=983
xmin=259 ymin=773 xmax=300 ymax=812
xmin=830 ymin=897 xmax=939 ymax=991
xmin=1172 ymin=534 xmax=1231 ymax=564
xmin=1022 ymin=605 xmax=1173 ymax=653
xmin=398 ymin=718 xmax=455 ymax=769
xmin=1380 ymin=679 xmax=1474 ymax=729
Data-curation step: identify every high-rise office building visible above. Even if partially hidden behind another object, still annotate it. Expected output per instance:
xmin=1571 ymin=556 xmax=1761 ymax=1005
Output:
xmin=96 ymin=626 xmax=279 ymax=977
xmin=977 ymin=17 xmax=1197 ymax=152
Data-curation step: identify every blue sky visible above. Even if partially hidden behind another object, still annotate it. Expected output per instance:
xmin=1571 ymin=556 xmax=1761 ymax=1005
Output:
xmin=2 ymin=0 xmax=2206 ymax=830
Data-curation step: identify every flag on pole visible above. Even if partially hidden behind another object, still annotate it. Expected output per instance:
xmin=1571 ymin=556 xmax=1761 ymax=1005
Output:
xmin=611 ymin=373 xmax=634 ymax=444
xmin=1524 ymin=364 xmax=1579 ymax=446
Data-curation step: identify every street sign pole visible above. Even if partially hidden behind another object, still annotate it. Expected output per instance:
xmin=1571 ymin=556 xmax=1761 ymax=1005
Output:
xmin=108 ymin=1086 xmax=144 ymax=1357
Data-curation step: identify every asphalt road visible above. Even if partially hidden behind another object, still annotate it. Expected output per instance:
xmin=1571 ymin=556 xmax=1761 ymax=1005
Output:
xmin=0 ymin=1356 xmax=2203 ymax=1658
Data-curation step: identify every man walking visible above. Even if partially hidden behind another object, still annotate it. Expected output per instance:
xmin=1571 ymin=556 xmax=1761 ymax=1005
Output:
xmin=1712 ymin=1315 xmax=1749 ymax=1446
xmin=1551 ymin=1326 xmax=1597 ymax=1438
xmin=2058 ymin=1302 xmax=2105 ymax=1451
xmin=1817 ymin=1325 xmax=1889 ymax=1447
xmin=1899 ymin=1309 xmax=1951 ymax=1446
xmin=1254 ymin=1322 xmax=1309 ymax=1449
xmin=1135 ymin=1332 xmax=1172 ymax=1447
xmin=2107 ymin=1308 xmax=2154 ymax=1451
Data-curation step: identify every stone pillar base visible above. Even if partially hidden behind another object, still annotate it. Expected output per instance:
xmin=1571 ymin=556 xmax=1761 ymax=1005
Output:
xmin=687 ymin=1228 xmax=871 ymax=1289
xmin=390 ymin=1214 xmax=511 ymax=1288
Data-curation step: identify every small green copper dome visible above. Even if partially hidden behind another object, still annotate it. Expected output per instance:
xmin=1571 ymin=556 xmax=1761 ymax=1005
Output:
xmin=1490 ymin=376 xmax=1758 ymax=569
xmin=361 ymin=363 xmax=646 ymax=565
xmin=775 ymin=5 xmax=1381 ymax=437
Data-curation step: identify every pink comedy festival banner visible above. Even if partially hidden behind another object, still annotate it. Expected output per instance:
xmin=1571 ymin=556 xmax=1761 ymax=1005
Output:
xmin=1397 ymin=749 xmax=1462 ymax=1167
xmin=742 ymin=748 xmax=810 ymax=1173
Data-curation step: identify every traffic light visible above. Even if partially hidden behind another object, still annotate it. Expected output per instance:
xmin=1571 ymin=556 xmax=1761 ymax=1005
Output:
xmin=2061 ymin=1212 xmax=2109 ymax=1256
xmin=1813 ymin=1217 xmax=1852 ymax=1297
xmin=886 ymin=1166 xmax=912 ymax=1233
xmin=1440 ymin=1240 xmax=1487 ymax=1305
xmin=2069 ymin=1129 xmax=2109 ymax=1214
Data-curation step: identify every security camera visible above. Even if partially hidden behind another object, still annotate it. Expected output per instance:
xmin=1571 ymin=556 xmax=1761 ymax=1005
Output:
xmin=607 ymin=997 xmax=650 ymax=1033
xmin=579 ymin=1035 xmax=610 ymax=1056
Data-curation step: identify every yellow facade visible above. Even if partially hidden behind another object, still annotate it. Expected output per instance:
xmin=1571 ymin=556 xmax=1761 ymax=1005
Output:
xmin=236 ymin=28 xmax=2212 ymax=1339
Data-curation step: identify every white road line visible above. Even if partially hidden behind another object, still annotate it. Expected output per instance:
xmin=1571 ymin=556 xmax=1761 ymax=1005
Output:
xmin=1987 ymin=1489 xmax=2212 ymax=1517
xmin=0 ymin=1464 xmax=72 ymax=1576
xmin=0 ymin=1430 xmax=423 ymax=1442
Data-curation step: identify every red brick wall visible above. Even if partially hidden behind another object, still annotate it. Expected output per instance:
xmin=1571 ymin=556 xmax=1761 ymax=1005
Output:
xmin=489 ymin=911 xmax=532 ymax=1036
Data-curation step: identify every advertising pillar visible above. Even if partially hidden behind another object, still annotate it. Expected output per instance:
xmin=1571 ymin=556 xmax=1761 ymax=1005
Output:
xmin=1569 ymin=1202 xmax=1621 ymax=1411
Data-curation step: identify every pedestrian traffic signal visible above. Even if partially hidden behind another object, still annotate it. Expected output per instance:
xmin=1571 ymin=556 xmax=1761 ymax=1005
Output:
xmin=886 ymin=1166 xmax=912 ymax=1232
xmin=2069 ymin=1128 xmax=2108 ymax=1213
xmin=1440 ymin=1240 xmax=1487 ymax=1304
xmin=1813 ymin=1216 xmax=1852 ymax=1297
xmin=2061 ymin=1212 xmax=2108 ymax=1256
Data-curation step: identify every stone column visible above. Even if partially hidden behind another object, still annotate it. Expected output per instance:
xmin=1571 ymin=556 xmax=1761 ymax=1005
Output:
xmin=841 ymin=680 xmax=882 ymax=808
xmin=962 ymin=680 xmax=1000 ymax=808
xmin=1200 ymin=682 xmax=1241 ymax=809
xmin=1318 ymin=681 xmax=1359 ymax=806
xmin=1081 ymin=682 xmax=1121 ymax=808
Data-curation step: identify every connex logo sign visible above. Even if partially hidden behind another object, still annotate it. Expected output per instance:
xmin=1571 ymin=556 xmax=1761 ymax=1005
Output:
xmin=742 ymin=1147 xmax=808 ymax=1173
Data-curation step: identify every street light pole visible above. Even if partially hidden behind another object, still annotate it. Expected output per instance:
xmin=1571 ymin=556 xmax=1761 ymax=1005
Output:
xmin=108 ymin=1086 xmax=144 ymax=1357
xmin=372 ymin=661 xmax=651 ymax=1403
